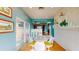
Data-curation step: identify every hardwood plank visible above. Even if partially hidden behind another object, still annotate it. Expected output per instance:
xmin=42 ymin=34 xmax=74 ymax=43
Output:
xmin=49 ymin=41 xmax=65 ymax=51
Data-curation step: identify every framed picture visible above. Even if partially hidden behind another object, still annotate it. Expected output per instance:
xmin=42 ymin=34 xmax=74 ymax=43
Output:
xmin=0 ymin=19 xmax=14 ymax=33
xmin=0 ymin=7 xmax=12 ymax=18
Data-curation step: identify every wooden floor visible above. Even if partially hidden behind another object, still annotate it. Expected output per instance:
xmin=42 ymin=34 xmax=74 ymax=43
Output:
xmin=19 ymin=41 xmax=65 ymax=51
xmin=49 ymin=41 xmax=65 ymax=51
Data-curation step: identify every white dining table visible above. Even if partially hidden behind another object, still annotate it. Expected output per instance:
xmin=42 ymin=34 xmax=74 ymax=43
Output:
xmin=31 ymin=41 xmax=46 ymax=51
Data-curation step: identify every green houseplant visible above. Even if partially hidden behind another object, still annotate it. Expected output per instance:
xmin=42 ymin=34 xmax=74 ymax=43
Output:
xmin=60 ymin=19 xmax=68 ymax=27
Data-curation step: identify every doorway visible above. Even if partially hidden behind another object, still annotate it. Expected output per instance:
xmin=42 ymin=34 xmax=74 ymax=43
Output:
xmin=16 ymin=18 xmax=26 ymax=50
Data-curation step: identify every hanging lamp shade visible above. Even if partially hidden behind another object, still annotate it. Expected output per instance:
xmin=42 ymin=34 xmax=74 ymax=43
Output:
xmin=60 ymin=12 xmax=64 ymax=16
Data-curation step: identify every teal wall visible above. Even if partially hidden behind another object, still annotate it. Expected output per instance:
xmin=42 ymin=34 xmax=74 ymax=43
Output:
xmin=0 ymin=7 xmax=30 ymax=51
xmin=0 ymin=8 xmax=16 ymax=51
xmin=50 ymin=23 xmax=54 ymax=37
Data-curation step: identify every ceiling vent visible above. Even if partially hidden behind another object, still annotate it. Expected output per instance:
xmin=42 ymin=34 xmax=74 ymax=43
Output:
xmin=38 ymin=7 xmax=44 ymax=10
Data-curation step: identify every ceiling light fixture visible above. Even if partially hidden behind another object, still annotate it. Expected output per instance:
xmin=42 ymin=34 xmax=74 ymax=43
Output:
xmin=60 ymin=12 xmax=64 ymax=16
xmin=38 ymin=7 xmax=44 ymax=9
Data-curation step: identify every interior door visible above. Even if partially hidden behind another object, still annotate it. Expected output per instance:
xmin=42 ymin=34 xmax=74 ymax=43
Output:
xmin=16 ymin=18 xmax=25 ymax=50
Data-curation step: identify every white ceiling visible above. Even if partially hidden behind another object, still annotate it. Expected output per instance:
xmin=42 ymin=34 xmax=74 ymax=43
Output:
xmin=22 ymin=7 xmax=62 ymax=19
